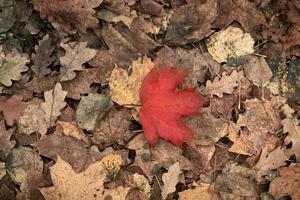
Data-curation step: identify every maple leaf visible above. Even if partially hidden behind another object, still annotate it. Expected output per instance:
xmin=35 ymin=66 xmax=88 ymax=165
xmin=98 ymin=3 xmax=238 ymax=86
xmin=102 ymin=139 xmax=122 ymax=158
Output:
xmin=139 ymin=67 xmax=205 ymax=146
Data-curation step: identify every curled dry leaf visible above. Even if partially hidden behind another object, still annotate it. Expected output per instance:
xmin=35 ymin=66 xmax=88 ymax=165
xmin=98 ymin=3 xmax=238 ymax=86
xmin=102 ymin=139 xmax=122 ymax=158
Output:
xmin=41 ymin=83 xmax=67 ymax=127
xmin=0 ymin=120 xmax=15 ymax=158
xmin=109 ymin=56 xmax=154 ymax=106
xmin=206 ymin=70 xmax=243 ymax=98
xmin=75 ymin=93 xmax=113 ymax=131
xmin=32 ymin=0 xmax=103 ymax=33
xmin=282 ymin=116 xmax=300 ymax=160
xmin=207 ymin=26 xmax=255 ymax=63
xmin=0 ymin=52 xmax=29 ymax=87
xmin=59 ymin=41 xmax=97 ymax=81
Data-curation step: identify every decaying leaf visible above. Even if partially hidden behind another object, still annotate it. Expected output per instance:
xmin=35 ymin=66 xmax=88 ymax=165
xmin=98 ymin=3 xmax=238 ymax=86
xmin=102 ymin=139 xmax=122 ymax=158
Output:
xmin=282 ymin=116 xmax=300 ymax=161
xmin=32 ymin=0 xmax=103 ymax=33
xmin=207 ymin=26 xmax=255 ymax=63
xmin=6 ymin=146 xmax=43 ymax=192
xmin=0 ymin=95 xmax=28 ymax=126
xmin=0 ymin=120 xmax=15 ymax=158
xmin=0 ymin=0 xmax=16 ymax=33
xmin=75 ymin=93 xmax=113 ymax=131
xmin=109 ymin=56 xmax=154 ymax=106
xmin=18 ymin=104 xmax=47 ymax=136
xmin=59 ymin=41 xmax=97 ymax=81
xmin=34 ymin=129 xmax=92 ymax=173
xmin=39 ymin=155 xmax=129 ymax=200
xmin=161 ymin=162 xmax=181 ymax=199
xmin=0 ymin=52 xmax=29 ymax=87
xmin=93 ymin=107 xmax=133 ymax=146
xmin=41 ymin=83 xmax=67 ymax=127
xmin=165 ymin=0 xmax=217 ymax=45
xmin=206 ymin=70 xmax=243 ymax=98
xmin=0 ymin=162 xmax=5 ymax=180
xmin=269 ymin=163 xmax=300 ymax=200
xmin=31 ymin=34 xmax=56 ymax=78
xmin=242 ymin=56 xmax=273 ymax=87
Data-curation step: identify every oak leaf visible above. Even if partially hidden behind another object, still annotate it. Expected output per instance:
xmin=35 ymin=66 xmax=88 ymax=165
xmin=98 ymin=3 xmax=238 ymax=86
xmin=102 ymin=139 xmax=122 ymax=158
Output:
xmin=0 ymin=52 xmax=29 ymax=87
xmin=139 ymin=67 xmax=205 ymax=146
xmin=161 ymin=162 xmax=181 ymax=199
xmin=32 ymin=0 xmax=103 ymax=33
xmin=59 ymin=41 xmax=97 ymax=81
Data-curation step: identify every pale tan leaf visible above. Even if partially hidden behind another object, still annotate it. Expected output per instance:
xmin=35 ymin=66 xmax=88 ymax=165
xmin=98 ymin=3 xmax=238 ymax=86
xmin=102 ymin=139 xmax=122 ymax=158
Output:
xmin=161 ymin=162 xmax=182 ymax=199
xmin=109 ymin=56 xmax=154 ymax=106
xmin=41 ymin=83 xmax=67 ymax=127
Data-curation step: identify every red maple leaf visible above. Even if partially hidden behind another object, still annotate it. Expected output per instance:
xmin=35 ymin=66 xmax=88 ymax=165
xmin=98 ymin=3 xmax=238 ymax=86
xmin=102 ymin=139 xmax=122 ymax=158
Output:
xmin=139 ymin=67 xmax=205 ymax=146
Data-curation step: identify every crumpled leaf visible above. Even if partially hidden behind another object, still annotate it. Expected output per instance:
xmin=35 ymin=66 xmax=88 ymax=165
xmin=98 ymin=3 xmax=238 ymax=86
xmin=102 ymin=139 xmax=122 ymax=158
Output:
xmin=269 ymin=163 xmax=300 ymax=200
xmin=0 ymin=52 xmax=29 ymax=87
xmin=242 ymin=56 xmax=273 ymax=87
xmin=41 ymin=83 xmax=67 ymax=127
xmin=282 ymin=116 xmax=300 ymax=160
xmin=206 ymin=70 xmax=243 ymax=98
xmin=58 ymin=121 xmax=87 ymax=143
xmin=109 ymin=56 xmax=154 ymax=106
xmin=31 ymin=34 xmax=56 ymax=78
xmin=6 ymin=146 xmax=43 ymax=192
xmin=59 ymin=41 xmax=97 ymax=81
xmin=165 ymin=0 xmax=217 ymax=45
xmin=32 ymin=0 xmax=103 ymax=33
xmin=76 ymin=93 xmax=113 ymax=131
xmin=212 ymin=0 xmax=266 ymax=35
xmin=139 ymin=67 xmax=205 ymax=146
xmin=0 ymin=120 xmax=15 ymax=158
xmin=89 ymin=23 xmax=159 ymax=83
xmin=18 ymin=104 xmax=47 ymax=136
xmin=161 ymin=162 xmax=181 ymax=199
xmin=34 ymin=129 xmax=93 ymax=173
xmin=0 ymin=95 xmax=28 ymax=126
xmin=0 ymin=162 xmax=5 ymax=180
xmin=39 ymin=155 xmax=129 ymax=200
xmin=93 ymin=107 xmax=133 ymax=146
xmin=207 ymin=26 xmax=255 ymax=63
xmin=0 ymin=0 xmax=16 ymax=33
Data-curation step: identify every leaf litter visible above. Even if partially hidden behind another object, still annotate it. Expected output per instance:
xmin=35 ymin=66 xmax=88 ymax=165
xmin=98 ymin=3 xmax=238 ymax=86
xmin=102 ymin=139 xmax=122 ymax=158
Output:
xmin=0 ymin=0 xmax=299 ymax=199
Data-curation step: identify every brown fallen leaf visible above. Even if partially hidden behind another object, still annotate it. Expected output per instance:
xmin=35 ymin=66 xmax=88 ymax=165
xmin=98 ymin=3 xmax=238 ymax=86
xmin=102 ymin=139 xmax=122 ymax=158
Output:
xmin=57 ymin=121 xmax=88 ymax=143
xmin=212 ymin=0 xmax=266 ymax=36
xmin=269 ymin=163 xmax=300 ymax=200
xmin=32 ymin=0 xmax=103 ymax=33
xmin=165 ymin=0 xmax=217 ymax=45
xmin=59 ymin=41 xmax=97 ymax=81
xmin=242 ymin=56 xmax=273 ymax=87
xmin=93 ymin=107 xmax=133 ymax=147
xmin=89 ymin=23 xmax=159 ymax=83
xmin=39 ymin=155 xmax=129 ymax=200
xmin=41 ymin=83 xmax=67 ymax=127
xmin=31 ymin=34 xmax=56 ymax=78
xmin=34 ymin=128 xmax=93 ymax=173
xmin=210 ymin=95 xmax=237 ymax=120
xmin=206 ymin=70 xmax=244 ymax=98
xmin=0 ymin=95 xmax=28 ymax=126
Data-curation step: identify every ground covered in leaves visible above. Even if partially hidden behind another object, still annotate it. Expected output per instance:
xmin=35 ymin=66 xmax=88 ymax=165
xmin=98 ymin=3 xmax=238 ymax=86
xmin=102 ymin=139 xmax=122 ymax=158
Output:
xmin=0 ymin=0 xmax=300 ymax=199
